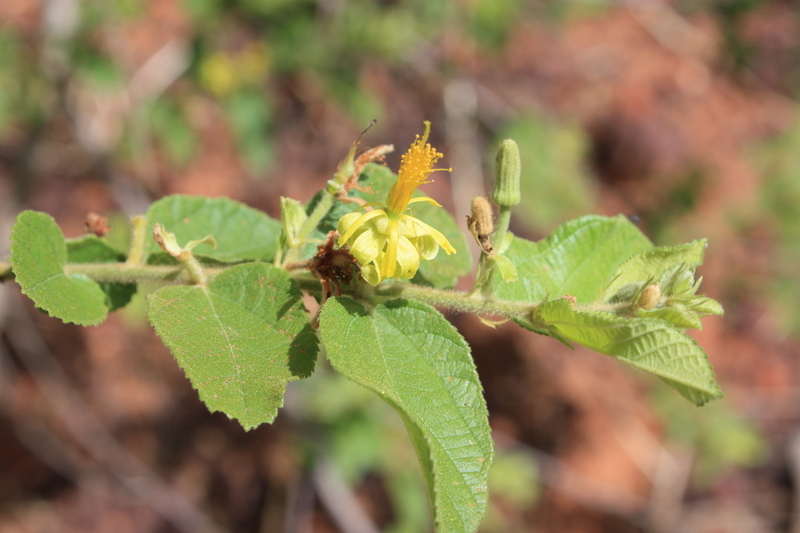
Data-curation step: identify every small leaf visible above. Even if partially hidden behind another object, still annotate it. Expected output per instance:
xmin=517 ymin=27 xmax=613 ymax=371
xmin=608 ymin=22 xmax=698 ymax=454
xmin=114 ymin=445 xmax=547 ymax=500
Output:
xmin=10 ymin=211 xmax=108 ymax=325
xmin=537 ymin=298 xmax=723 ymax=405
xmin=601 ymin=239 xmax=707 ymax=301
xmin=319 ymin=297 xmax=493 ymax=533
xmin=145 ymin=195 xmax=281 ymax=263
xmin=637 ymin=306 xmax=702 ymax=329
xmin=492 ymin=215 xmax=653 ymax=305
xmin=67 ymin=235 xmax=136 ymax=312
xmin=146 ymin=262 xmax=318 ymax=429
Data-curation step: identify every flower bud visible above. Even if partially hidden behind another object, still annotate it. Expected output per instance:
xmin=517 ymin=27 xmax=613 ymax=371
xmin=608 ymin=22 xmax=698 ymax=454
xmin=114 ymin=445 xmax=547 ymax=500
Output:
xmin=637 ymin=284 xmax=661 ymax=310
xmin=491 ymin=139 xmax=521 ymax=207
xmin=467 ymin=195 xmax=494 ymax=253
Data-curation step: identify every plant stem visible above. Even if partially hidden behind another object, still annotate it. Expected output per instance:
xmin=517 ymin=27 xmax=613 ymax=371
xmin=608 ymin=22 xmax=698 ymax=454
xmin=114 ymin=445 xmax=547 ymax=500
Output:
xmin=52 ymin=259 xmax=540 ymax=321
xmin=375 ymin=282 xmax=537 ymax=319
xmin=63 ymin=263 xmax=225 ymax=285
xmin=493 ymin=207 xmax=512 ymax=256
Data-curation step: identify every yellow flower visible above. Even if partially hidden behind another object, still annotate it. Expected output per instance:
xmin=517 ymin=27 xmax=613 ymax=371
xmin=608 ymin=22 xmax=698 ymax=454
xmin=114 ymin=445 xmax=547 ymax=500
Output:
xmin=337 ymin=121 xmax=456 ymax=285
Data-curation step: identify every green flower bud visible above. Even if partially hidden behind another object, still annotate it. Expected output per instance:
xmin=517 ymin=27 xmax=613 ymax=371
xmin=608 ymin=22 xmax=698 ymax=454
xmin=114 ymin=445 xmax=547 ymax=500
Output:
xmin=491 ymin=139 xmax=521 ymax=207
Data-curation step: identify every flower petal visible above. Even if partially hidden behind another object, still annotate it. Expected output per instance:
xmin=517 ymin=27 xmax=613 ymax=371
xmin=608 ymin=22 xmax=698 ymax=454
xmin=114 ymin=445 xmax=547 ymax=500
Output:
xmin=412 ymin=234 xmax=440 ymax=260
xmin=337 ymin=211 xmax=363 ymax=235
xmin=395 ymin=235 xmax=420 ymax=279
xmin=407 ymin=196 xmax=442 ymax=207
xmin=350 ymin=228 xmax=386 ymax=266
xmin=360 ymin=263 xmax=383 ymax=286
xmin=338 ymin=209 xmax=387 ymax=246
xmin=382 ymin=219 xmax=400 ymax=278
xmin=401 ymin=215 xmax=456 ymax=255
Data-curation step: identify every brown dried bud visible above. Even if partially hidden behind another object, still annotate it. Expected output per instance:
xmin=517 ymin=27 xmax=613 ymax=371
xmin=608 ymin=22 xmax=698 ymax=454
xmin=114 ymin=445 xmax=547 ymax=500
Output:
xmin=467 ymin=195 xmax=494 ymax=253
xmin=84 ymin=212 xmax=110 ymax=237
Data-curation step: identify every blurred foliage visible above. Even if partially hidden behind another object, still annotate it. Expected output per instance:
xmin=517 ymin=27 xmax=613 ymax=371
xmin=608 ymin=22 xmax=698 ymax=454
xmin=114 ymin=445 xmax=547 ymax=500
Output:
xmin=752 ymin=117 xmax=800 ymax=335
xmin=495 ymin=114 xmax=596 ymax=234
xmin=650 ymin=382 xmax=766 ymax=486
xmin=291 ymin=364 xmax=431 ymax=533
xmin=481 ymin=449 xmax=540 ymax=533
xmin=464 ymin=0 xmax=526 ymax=49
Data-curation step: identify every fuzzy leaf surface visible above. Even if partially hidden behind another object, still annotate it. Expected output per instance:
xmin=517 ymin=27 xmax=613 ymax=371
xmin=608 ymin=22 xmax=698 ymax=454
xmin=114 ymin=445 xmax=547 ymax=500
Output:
xmin=10 ymin=211 xmax=108 ymax=325
xmin=146 ymin=262 xmax=317 ymax=429
xmin=145 ymin=195 xmax=281 ymax=262
xmin=492 ymin=215 xmax=653 ymax=305
xmin=538 ymin=298 xmax=723 ymax=405
xmin=319 ymin=297 xmax=492 ymax=533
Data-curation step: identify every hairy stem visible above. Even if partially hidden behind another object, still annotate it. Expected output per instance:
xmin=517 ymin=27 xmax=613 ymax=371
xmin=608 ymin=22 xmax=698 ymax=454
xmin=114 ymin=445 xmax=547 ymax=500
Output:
xmin=375 ymin=281 xmax=538 ymax=319
xmin=63 ymin=263 xmax=226 ymax=285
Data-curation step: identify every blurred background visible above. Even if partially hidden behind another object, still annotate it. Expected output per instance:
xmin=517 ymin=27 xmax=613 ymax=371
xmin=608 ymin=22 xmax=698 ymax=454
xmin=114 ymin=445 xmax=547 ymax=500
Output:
xmin=1 ymin=0 xmax=799 ymax=531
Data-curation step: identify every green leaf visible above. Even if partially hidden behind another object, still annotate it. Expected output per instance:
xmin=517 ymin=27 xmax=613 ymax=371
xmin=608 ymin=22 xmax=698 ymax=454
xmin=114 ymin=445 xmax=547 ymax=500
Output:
xmin=491 ymin=254 xmax=517 ymax=282
xmin=67 ymin=235 xmax=136 ymax=312
xmin=146 ymin=262 xmax=318 ymax=429
xmin=10 ymin=211 xmax=108 ymax=325
xmin=537 ymin=298 xmax=723 ymax=406
xmin=637 ymin=305 xmax=702 ymax=329
xmin=492 ymin=215 xmax=653 ymax=305
xmin=145 ymin=195 xmax=281 ymax=263
xmin=601 ymin=239 xmax=707 ymax=301
xmin=319 ymin=297 xmax=493 ymax=533
xmin=66 ymin=235 xmax=125 ymax=262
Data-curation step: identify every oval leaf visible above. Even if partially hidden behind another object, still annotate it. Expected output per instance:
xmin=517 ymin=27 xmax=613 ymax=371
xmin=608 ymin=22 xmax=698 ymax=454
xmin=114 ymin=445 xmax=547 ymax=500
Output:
xmin=145 ymin=195 xmax=281 ymax=262
xmin=319 ymin=297 xmax=492 ymax=533
xmin=10 ymin=211 xmax=108 ymax=325
xmin=538 ymin=298 xmax=723 ymax=406
xmin=146 ymin=262 xmax=318 ymax=429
